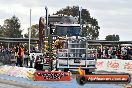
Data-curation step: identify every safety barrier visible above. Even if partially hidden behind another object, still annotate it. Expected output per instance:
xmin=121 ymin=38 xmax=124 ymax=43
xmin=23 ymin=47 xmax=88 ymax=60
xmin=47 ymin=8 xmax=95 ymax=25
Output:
xmin=96 ymin=59 xmax=132 ymax=73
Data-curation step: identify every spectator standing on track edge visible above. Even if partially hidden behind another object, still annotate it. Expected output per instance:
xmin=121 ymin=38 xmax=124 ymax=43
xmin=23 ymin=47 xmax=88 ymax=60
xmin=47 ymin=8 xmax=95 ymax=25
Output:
xmin=15 ymin=43 xmax=24 ymax=67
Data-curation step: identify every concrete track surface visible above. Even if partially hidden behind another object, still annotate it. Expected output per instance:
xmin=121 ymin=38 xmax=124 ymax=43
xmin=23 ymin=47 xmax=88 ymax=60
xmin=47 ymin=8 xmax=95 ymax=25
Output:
xmin=0 ymin=83 xmax=22 ymax=88
xmin=0 ymin=78 xmax=44 ymax=88
xmin=0 ymin=73 xmax=131 ymax=88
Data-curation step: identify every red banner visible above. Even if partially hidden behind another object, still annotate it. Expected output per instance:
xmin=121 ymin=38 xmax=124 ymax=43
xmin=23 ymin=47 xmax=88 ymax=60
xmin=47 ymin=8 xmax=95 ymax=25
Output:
xmin=76 ymin=74 xmax=131 ymax=85
xmin=34 ymin=71 xmax=72 ymax=81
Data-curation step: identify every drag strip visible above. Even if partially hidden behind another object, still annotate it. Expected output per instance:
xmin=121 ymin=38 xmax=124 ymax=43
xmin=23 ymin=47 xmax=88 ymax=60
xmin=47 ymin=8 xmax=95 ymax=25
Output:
xmin=0 ymin=73 xmax=125 ymax=88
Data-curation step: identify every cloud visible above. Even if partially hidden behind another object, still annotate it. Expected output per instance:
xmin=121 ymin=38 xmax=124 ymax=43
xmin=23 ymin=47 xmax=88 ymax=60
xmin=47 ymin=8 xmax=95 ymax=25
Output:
xmin=0 ymin=0 xmax=44 ymax=7
xmin=0 ymin=0 xmax=132 ymax=40
xmin=0 ymin=2 xmax=44 ymax=32
xmin=87 ymin=0 xmax=132 ymax=40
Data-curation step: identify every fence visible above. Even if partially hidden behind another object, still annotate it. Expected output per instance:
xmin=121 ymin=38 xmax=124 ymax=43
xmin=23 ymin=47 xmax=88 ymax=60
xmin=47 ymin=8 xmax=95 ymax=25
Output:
xmin=96 ymin=59 xmax=132 ymax=73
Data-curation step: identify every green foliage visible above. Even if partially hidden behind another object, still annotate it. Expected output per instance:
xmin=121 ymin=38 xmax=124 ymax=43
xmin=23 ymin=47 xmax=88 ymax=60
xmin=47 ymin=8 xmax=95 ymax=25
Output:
xmin=105 ymin=34 xmax=120 ymax=41
xmin=23 ymin=24 xmax=39 ymax=50
xmin=0 ymin=25 xmax=4 ymax=36
xmin=24 ymin=24 xmax=39 ymax=38
xmin=0 ymin=16 xmax=22 ymax=47
xmin=56 ymin=6 xmax=79 ymax=17
xmin=55 ymin=6 xmax=100 ymax=40
xmin=2 ymin=16 xmax=22 ymax=38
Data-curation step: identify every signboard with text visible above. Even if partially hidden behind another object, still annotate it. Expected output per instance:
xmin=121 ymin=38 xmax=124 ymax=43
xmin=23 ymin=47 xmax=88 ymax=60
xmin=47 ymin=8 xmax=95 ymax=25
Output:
xmin=96 ymin=59 xmax=132 ymax=73
xmin=34 ymin=71 xmax=72 ymax=81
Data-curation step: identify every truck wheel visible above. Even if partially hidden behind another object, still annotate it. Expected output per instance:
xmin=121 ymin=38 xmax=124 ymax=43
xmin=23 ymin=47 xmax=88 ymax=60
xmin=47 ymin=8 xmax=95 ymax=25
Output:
xmin=76 ymin=76 xmax=86 ymax=85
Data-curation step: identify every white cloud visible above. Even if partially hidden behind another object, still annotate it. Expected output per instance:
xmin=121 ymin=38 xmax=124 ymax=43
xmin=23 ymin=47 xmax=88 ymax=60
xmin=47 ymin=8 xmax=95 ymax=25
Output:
xmin=0 ymin=0 xmax=132 ymax=41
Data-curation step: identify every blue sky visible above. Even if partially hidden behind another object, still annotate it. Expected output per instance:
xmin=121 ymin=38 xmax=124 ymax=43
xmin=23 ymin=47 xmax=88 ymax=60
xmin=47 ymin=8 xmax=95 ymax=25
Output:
xmin=0 ymin=0 xmax=132 ymax=40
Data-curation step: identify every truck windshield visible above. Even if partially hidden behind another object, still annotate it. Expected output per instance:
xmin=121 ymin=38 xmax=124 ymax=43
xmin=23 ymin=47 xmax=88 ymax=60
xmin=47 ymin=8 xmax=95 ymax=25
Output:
xmin=56 ymin=26 xmax=80 ymax=36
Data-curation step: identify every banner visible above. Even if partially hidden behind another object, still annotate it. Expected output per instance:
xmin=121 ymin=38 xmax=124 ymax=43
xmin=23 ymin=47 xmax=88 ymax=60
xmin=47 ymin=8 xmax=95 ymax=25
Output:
xmin=96 ymin=59 xmax=108 ymax=71
xmin=96 ymin=59 xmax=132 ymax=73
xmin=34 ymin=71 xmax=72 ymax=81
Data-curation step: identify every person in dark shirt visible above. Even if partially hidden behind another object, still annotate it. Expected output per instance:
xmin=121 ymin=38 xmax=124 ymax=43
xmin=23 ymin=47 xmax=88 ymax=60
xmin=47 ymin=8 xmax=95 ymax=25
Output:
xmin=116 ymin=49 xmax=121 ymax=59
xmin=105 ymin=47 xmax=109 ymax=58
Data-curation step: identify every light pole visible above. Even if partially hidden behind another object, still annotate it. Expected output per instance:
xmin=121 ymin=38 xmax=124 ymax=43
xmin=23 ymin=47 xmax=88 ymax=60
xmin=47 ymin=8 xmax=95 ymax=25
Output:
xmin=29 ymin=9 xmax=31 ymax=54
xmin=45 ymin=6 xmax=48 ymax=37
xmin=45 ymin=6 xmax=53 ymax=71
xmin=79 ymin=6 xmax=82 ymax=35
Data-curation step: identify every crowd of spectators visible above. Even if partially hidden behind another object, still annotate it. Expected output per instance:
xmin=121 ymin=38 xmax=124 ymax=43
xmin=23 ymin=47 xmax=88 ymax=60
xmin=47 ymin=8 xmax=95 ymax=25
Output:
xmin=1 ymin=45 xmax=132 ymax=65
xmin=97 ymin=46 xmax=132 ymax=60
xmin=0 ymin=46 xmax=15 ymax=64
xmin=0 ymin=45 xmax=42 ymax=67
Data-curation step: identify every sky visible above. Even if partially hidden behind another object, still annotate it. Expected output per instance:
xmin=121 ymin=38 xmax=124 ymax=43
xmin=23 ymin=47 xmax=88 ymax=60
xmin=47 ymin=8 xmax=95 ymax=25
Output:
xmin=0 ymin=0 xmax=132 ymax=41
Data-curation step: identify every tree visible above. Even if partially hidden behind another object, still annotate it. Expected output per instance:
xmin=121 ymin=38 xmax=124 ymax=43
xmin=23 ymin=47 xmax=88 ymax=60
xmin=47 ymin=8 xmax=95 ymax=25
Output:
xmin=2 ymin=16 xmax=22 ymax=38
xmin=23 ymin=24 xmax=39 ymax=51
xmin=0 ymin=16 xmax=22 ymax=47
xmin=24 ymin=24 xmax=39 ymax=38
xmin=0 ymin=25 xmax=4 ymax=37
xmin=56 ymin=6 xmax=79 ymax=17
xmin=55 ymin=6 xmax=100 ymax=40
xmin=105 ymin=34 xmax=120 ymax=41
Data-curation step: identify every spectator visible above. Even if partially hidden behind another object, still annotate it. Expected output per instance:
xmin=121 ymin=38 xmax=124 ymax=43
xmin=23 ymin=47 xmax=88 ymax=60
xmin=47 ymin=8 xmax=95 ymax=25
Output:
xmin=121 ymin=47 xmax=127 ymax=60
xmin=16 ymin=43 xmax=24 ymax=67
xmin=24 ymin=49 xmax=29 ymax=67
xmin=116 ymin=49 xmax=121 ymax=59
xmin=30 ymin=54 xmax=35 ymax=68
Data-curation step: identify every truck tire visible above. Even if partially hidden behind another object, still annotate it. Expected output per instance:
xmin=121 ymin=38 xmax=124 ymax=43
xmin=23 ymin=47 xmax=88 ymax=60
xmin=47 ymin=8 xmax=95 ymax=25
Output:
xmin=76 ymin=76 xmax=86 ymax=85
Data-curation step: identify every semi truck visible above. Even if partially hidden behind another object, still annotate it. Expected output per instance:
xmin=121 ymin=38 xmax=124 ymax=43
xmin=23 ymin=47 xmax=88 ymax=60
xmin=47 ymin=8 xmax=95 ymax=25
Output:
xmin=53 ymin=24 xmax=97 ymax=74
